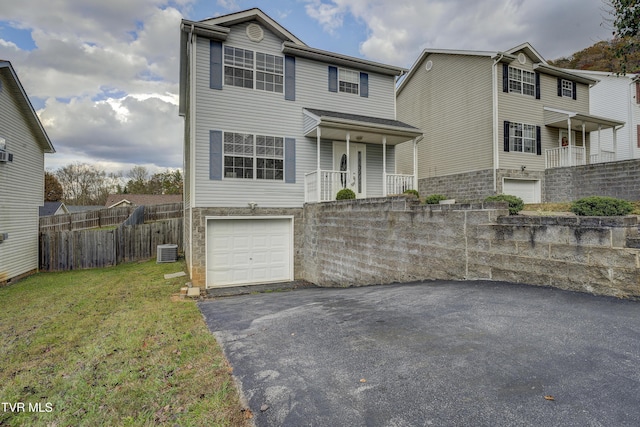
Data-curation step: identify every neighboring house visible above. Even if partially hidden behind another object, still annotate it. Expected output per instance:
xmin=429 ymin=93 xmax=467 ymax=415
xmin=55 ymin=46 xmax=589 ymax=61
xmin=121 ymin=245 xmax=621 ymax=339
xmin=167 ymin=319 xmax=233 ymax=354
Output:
xmin=65 ymin=205 xmax=104 ymax=213
xmin=395 ymin=43 xmax=624 ymax=204
xmin=0 ymin=60 xmax=55 ymax=284
xmin=104 ymin=194 xmax=183 ymax=208
xmin=39 ymin=201 xmax=69 ymax=216
xmin=570 ymin=70 xmax=639 ymax=162
xmin=178 ymin=8 xmax=421 ymax=288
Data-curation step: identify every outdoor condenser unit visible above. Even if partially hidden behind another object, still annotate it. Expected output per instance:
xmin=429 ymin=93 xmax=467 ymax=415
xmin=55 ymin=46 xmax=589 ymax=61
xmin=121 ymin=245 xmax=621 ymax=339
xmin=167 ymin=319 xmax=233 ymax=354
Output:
xmin=157 ymin=244 xmax=178 ymax=263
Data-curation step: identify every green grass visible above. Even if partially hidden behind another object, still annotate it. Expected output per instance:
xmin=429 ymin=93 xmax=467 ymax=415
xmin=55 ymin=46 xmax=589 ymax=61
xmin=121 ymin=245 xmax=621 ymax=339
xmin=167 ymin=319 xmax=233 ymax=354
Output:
xmin=0 ymin=260 xmax=251 ymax=426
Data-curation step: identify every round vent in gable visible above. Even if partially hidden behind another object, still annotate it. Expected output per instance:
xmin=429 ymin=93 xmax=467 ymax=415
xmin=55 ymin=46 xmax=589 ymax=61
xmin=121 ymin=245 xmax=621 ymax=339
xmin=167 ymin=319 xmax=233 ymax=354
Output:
xmin=246 ymin=23 xmax=264 ymax=42
xmin=518 ymin=53 xmax=526 ymax=64
xmin=425 ymin=60 xmax=433 ymax=71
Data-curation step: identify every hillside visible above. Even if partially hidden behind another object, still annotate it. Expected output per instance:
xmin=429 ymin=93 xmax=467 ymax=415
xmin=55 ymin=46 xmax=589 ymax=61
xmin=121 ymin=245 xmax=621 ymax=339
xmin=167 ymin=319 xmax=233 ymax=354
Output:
xmin=548 ymin=38 xmax=640 ymax=73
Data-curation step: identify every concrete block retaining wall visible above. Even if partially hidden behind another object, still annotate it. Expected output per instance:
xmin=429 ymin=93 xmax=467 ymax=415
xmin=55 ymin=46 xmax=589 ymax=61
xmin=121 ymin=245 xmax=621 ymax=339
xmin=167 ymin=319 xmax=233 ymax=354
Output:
xmin=301 ymin=197 xmax=640 ymax=299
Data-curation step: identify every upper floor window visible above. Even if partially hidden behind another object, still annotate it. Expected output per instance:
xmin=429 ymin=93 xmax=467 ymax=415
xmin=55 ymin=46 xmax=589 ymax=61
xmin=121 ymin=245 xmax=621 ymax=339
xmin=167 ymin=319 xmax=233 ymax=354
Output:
xmin=508 ymin=66 xmax=535 ymax=97
xmin=223 ymin=46 xmax=283 ymax=93
xmin=339 ymin=68 xmax=359 ymax=94
xmin=561 ymin=79 xmax=573 ymax=98
xmin=224 ymin=132 xmax=284 ymax=180
xmin=509 ymin=122 xmax=536 ymax=153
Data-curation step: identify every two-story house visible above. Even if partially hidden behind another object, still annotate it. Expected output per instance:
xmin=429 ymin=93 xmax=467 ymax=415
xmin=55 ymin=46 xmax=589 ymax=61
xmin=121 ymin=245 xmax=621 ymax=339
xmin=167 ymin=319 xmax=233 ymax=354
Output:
xmin=570 ymin=69 xmax=639 ymax=162
xmin=395 ymin=43 xmax=623 ymax=203
xmin=178 ymin=8 xmax=421 ymax=288
xmin=0 ymin=60 xmax=55 ymax=284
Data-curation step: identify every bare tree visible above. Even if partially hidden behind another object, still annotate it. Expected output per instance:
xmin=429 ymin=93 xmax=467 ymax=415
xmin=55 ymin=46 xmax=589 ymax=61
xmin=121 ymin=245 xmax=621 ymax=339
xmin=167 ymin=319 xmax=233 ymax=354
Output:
xmin=55 ymin=163 xmax=119 ymax=205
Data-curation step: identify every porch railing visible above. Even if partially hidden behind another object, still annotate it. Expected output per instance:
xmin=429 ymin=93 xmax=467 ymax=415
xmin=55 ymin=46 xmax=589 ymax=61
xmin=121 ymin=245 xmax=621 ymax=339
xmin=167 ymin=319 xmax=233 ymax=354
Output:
xmin=305 ymin=170 xmax=347 ymax=203
xmin=545 ymin=146 xmax=586 ymax=169
xmin=590 ymin=150 xmax=616 ymax=164
xmin=386 ymin=174 xmax=415 ymax=195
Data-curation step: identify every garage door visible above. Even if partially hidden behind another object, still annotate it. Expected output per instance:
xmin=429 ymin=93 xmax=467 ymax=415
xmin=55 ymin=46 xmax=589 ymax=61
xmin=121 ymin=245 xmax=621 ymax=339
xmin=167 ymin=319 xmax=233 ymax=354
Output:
xmin=207 ymin=218 xmax=293 ymax=288
xmin=503 ymin=179 xmax=540 ymax=204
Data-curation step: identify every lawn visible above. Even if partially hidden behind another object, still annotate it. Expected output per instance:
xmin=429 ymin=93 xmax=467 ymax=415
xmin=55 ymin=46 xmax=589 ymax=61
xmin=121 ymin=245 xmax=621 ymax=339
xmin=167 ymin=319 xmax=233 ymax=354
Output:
xmin=0 ymin=260 xmax=251 ymax=426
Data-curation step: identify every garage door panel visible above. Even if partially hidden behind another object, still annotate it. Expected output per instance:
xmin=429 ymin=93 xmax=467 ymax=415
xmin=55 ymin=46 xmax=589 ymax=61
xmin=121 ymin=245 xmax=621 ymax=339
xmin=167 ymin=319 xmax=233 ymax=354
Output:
xmin=503 ymin=179 xmax=540 ymax=204
xmin=207 ymin=218 xmax=293 ymax=288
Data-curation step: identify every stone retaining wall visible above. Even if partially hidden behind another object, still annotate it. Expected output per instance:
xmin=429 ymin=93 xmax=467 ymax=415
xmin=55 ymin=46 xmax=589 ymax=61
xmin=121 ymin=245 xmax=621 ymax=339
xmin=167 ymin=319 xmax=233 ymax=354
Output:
xmin=301 ymin=197 xmax=640 ymax=299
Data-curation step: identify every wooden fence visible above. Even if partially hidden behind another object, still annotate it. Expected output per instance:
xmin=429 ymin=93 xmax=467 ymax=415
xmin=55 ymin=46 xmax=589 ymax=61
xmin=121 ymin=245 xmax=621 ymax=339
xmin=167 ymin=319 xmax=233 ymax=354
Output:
xmin=39 ymin=218 xmax=183 ymax=271
xmin=39 ymin=203 xmax=183 ymax=232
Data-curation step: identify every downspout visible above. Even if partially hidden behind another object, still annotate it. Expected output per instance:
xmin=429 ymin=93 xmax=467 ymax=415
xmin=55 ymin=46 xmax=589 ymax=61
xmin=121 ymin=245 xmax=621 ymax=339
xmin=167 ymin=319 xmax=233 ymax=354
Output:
xmin=629 ymin=78 xmax=635 ymax=158
xmin=188 ymin=25 xmax=196 ymax=278
xmin=492 ymin=54 xmax=504 ymax=193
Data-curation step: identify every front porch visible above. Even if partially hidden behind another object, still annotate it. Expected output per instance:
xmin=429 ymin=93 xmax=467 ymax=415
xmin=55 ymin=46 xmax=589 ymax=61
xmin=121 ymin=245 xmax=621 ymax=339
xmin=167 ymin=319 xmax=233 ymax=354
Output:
xmin=544 ymin=107 xmax=624 ymax=169
xmin=302 ymin=108 xmax=422 ymax=203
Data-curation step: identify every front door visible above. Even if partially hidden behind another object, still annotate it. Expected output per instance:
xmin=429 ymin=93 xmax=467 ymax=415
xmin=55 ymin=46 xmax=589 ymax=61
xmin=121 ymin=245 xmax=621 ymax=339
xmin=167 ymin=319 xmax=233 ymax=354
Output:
xmin=333 ymin=142 xmax=366 ymax=198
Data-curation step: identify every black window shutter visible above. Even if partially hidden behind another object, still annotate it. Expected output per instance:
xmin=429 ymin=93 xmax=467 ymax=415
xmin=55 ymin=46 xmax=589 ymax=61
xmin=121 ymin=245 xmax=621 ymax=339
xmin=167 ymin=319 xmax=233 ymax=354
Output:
xmin=535 ymin=72 xmax=540 ymax=99
xmin=360 ymin=72 xmax=369 ymax=97
xmin=502 ymin=64 xmax=509 ymax=92
xmin=210 ymin=130 xmax=223 ymax=180
xmin=284 ymin=55 xmax=295 ymax=101
xmin=503 ymin=121 xmax=510 ymax=152
xmin=557 ymin=77 xmax=562 ymax=97
xmin=210 ymin=41 xmax=223 ymax=90
xmin=328 ymin=66 xmax=338 ymax=92
xmin=572 ymin=81 xmax=577 ymax=100
xmin=536 ymin=126 xmax=542 ymax=155
xmin=285 ymin=138 xmax=296 ymax=183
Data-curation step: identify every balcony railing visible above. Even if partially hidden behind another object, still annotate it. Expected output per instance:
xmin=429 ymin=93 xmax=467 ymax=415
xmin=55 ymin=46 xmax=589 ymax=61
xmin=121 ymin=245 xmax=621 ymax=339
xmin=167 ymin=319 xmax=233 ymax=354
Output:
xmin=545 ymin=146 xmax=586 ymax=169
xmin=590 ymin=150 xmax=616 ymax=164
xmin=304 ymin=170 xmax=416 ymax=203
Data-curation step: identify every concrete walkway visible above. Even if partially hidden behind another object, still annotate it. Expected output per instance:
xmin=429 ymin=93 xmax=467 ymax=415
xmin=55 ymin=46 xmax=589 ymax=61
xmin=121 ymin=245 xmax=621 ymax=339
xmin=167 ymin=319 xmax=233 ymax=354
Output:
xmin=199 ymin=281 xmax=640 ymax=426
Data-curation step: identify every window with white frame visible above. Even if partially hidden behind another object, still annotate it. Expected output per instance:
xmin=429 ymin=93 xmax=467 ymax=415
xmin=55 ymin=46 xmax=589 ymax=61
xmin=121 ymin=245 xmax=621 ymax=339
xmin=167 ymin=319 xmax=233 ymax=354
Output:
xmin=339 ymin=68 xmax=359 ymax=94
xmin=508 ymin=66 xmax=535 ymax=96
xmin=509 ymin=122 xmax=536 ymax=153
xmin=561 ymin=79 xmax=573 ymax=98
xmin=224 ymin=132 xmax=284 ymax=180
xmin=223 ymin=46 xmax=284 ymax=93
xmin=256 ymin=52 xmax=283 ymax=93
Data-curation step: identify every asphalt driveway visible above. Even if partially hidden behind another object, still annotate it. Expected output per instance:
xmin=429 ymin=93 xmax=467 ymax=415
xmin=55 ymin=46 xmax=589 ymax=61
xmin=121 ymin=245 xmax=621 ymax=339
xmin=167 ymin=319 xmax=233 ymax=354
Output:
xmin=199 ymin=281 xmax=640 ymax=426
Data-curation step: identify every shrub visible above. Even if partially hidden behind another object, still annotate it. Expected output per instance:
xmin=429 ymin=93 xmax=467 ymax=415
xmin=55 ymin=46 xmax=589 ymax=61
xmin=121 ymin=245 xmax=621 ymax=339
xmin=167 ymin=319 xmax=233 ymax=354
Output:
xmin=484 ymin=194 xmax=524 ymax=215
xmin=336 ymin=188 xmax=356 ymax=200
xmin=403 ymin=189 xmax=420 ymax=198
xmin=424 ymin=194 xmax=447 ymax=205
xmin=570 ymin=196 xmax=633 ymax=216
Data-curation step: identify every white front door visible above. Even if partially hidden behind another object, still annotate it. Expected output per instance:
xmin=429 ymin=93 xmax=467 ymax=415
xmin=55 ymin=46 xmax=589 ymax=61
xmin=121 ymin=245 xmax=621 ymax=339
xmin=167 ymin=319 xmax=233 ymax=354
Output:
xmin=333 ymin=142 xmax=366 ymax=198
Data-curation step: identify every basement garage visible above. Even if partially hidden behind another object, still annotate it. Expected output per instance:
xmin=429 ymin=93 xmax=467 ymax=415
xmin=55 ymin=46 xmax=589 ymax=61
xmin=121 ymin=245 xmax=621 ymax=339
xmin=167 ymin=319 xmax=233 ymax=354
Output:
xmin=206 ymin=217 xmax=294 ymax=288
xmin=503 ymin=179 xmax=541 ymax=204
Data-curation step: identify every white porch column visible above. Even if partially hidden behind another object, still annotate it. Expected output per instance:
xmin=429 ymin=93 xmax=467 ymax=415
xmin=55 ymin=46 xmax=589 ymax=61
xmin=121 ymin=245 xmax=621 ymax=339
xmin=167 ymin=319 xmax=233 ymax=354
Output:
xmin=382 ymin=136 xmax=387 ymax=196
xmin=598 ymin=125 xmax=602 ymax=163
xmin=613 ymin=127 xmax=618 ymax=161
xmin=413 ymin=137 xmax=418 ymax=192
xmin=582 ymin=122 xmax=586 ymax=165
xmin=317 ymin=126 xmax=321 ymax=201
xmin=567 ymin=117 xmax=572 ymax=166
xmin=346 ymin=132 xmax=351 ymax=188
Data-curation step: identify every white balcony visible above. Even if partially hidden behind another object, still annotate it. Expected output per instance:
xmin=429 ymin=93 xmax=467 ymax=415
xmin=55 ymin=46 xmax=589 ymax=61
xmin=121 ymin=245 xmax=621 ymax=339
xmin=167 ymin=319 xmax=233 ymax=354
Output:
xmin=545 ymin=146 xmax=586 ymax=169
xmin=305 ymin=170 xmax=416 ymax=203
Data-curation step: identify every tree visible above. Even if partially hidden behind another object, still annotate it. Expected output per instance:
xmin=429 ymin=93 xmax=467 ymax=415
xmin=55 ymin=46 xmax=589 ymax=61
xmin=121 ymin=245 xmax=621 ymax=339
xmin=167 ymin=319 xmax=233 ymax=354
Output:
xmin=149 ymin=169 xmax=183 ymax=195
xmin=55 ymin=163 xmax=119 ymax=205
xmin=126 ymin=165 xmax=150 ymax=194
xmin=44 ymin=171 xmax=63 ymax=202
xmin=604 ymin=0 xmax=640 ymax=73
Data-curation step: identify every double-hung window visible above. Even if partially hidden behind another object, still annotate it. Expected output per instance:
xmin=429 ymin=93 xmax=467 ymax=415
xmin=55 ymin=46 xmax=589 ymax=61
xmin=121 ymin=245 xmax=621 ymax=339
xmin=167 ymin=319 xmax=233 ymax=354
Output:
xmin=508 ymin=66 xmax=535 ymax=96
xmin=339 ymin=68 xmax=359 ymax=94
xmin=561 ymin=79 xmax=573 ymax=98
xmin=223 ymin=46 xmax=284 ymax=93
xmin=509 ymin=122 xmax=536 ymax=153
xmin=224 ymin=132 xmax=284 ymax=180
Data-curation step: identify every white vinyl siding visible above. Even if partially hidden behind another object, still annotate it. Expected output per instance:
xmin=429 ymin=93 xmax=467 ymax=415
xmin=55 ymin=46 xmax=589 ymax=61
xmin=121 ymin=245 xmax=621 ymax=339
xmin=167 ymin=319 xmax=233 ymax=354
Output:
xmin=191 ymin=21 xmax=398 ymax=208
xmin=0 ymin=71 xmax=46 ymax=281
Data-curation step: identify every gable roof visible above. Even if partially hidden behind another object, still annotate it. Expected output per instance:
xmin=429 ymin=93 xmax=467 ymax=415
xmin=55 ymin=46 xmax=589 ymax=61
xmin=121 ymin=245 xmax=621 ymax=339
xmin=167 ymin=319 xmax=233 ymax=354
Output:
xmin=105 ymin=194 xmax=182 ymax=208
xmin=39 ymin=201 xmax=68 ymax=216
xmin=0 ymin=60 xmax=54 ymax=153
xmin=397 ymin=42 xmax=597 ymax=95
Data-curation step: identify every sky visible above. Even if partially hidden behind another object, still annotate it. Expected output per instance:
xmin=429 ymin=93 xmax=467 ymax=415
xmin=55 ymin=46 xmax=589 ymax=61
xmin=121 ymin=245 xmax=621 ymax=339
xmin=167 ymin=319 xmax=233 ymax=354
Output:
xmin=0 ymin=0 xmax=616 ymax=175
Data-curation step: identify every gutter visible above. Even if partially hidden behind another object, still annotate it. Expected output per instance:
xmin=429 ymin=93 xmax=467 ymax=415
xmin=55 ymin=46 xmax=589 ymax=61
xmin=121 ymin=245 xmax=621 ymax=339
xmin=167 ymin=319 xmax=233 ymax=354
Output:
xmin=492 ymin=54 xmax=504 ymax=193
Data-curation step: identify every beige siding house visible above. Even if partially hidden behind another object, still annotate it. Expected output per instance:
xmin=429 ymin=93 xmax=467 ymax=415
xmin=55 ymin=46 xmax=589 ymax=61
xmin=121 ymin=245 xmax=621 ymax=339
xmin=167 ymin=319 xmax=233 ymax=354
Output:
xmin=0 ymin=60 xmax=55 ymax=284
xmin=396 ymin=43 xmax=623 ymax=203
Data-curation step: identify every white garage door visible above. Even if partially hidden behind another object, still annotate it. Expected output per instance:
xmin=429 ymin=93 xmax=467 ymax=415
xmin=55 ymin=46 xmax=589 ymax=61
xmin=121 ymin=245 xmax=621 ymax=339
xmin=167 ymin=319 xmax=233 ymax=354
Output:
xmin=207 ymin=217 xmax=293 ymax=288
xmin=503 ymin=179 xmax=540 ymax=204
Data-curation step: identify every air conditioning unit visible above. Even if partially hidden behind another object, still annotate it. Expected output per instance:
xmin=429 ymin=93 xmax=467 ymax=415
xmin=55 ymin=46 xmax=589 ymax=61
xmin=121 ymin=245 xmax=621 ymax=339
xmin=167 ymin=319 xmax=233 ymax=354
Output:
xmin=0 ymin=151 xmax=11 ymax=162
xmin=157 ymin=244 xmax=178 ymax=263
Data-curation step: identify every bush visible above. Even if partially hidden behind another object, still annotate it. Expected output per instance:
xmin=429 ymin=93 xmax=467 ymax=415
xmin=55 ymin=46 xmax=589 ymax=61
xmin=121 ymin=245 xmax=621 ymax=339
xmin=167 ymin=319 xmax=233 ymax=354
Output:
xmin=403 ymin=189 xmax=420 ymax=198
xmin=570 ymin=196 xmax=633 ymax=216
xmin=424 ymin=194 xmax=447 ymax=205
xmin=484 ymin=194 xmax=524 ymax=215
xmin=336 ymin=188 xmax=356 ymax=200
